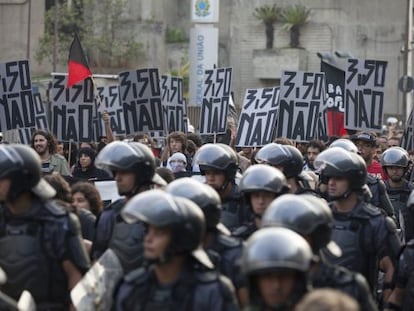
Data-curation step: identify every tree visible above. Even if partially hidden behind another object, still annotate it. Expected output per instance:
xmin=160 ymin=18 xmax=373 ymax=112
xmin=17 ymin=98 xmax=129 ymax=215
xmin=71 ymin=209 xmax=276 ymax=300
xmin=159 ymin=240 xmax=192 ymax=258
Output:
xmin=280 ymin=4 xmax=311 ymax=48
xmin=36 ymin=0 xmax=144 ymax=71
xmin=253 ymin=4 xmax=281 ymax=49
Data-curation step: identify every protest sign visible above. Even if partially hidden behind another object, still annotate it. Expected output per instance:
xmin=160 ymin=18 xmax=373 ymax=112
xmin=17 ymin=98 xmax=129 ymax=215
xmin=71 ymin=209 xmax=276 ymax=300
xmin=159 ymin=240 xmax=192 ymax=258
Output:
xmin=0 ymin=60 xmax=36 ymax=132
xmin=321 ymin=61 xmax=347 ymax=137
xmin=345 ymin=58 xmax=387 ymax=132
xmin=95 ymin=84 xmax=126 ymax=137
xmin=51 ymin=74 xmax=95 ymax=142
xmin=401 ymin=109 xmax=414 ymax=151
xmin=18 ymin=92 xmax=50 ymax=144
xmin=199 ymin=67 xmax=232 ymax=135
xmin=161 ymin=75 xmax=185 ymax=133
xmin=276 ymin=70 xmax=325 ymax=142
xmin=118 ymin=68 xmax=164 ymax=137
xmin=236 ymin=87 xmax=280 ymax=147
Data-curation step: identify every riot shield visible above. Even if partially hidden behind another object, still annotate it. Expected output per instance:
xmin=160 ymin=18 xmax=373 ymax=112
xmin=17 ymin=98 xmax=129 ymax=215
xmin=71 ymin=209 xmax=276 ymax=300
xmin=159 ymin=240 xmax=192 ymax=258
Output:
xmin=71 ymin=249 xmax=123 ymax=311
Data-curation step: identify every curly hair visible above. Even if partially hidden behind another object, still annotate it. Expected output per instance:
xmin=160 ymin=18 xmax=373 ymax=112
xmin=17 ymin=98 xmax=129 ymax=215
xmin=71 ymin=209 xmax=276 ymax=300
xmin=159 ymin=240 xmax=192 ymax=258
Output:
xmin=71 ymin=181 xmax=103 ymax=216
xmin=31 ymin=129 xmax=58 ymax=154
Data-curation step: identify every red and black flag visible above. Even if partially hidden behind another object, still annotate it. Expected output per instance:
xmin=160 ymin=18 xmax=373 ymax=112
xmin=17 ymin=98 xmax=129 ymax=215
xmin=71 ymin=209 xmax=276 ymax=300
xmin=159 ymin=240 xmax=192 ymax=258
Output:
xmin=67 ymin=33 xmax=92 ymax=88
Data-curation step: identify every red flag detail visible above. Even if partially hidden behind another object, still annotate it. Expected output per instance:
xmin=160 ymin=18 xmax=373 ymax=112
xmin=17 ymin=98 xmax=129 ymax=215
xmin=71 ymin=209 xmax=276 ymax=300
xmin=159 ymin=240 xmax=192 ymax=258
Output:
xmin=67 ymin=34 xmax=92 ymax=88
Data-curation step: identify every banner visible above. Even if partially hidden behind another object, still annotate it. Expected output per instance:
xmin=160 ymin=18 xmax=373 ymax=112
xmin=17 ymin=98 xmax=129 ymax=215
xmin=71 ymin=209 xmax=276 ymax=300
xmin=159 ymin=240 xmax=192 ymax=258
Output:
xmin=276 ymin=70 xmax=325 ymax=142
xmin=236 ymin=87 xmax=280 ymax=147
xmin=345 ymin=58 xmax=387 ymax=132
xmin=401 ymin=109 xmax=414 ymax=151
xmin=95 ymin=84 xmax=126 ymax=137
xmin=161 ymin=75 xmax=185 ymax=133
xmin=0 ymin=60 xmax=36 ymax=132
xmin=51 ymin=74 xmax=95 ymax=142
xmin=118 ymin=68 xmax=164 ymax=137
xmin=321 ymin=61 xmax=347 ymax=137
xmin=18 ymin=92 xmax=49 ymax=144
xmin=199 ymin=67 xmax=232 ymax=135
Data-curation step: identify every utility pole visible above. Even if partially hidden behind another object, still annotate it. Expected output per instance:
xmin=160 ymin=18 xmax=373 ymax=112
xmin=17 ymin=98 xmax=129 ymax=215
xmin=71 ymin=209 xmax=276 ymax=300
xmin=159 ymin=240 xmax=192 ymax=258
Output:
xmin=404 ymin=0 xmax=413 ymax=121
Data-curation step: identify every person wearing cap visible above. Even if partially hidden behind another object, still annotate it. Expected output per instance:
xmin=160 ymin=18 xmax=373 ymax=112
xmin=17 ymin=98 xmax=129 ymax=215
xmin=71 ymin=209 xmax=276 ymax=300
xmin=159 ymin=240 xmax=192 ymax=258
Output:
xmin=30 ymin=129 xmax=71 ymax=176
xmin=314 ymin=147 xmax=401 ymax=302
xmin=351 ymin=131 xmax=387 ymax=180
xmin=114 ymin=190 xmax=239 ymax=310
xmin=92 ymin=141 xmax=167 ymax=273
xmin=165 ymin=177 xmax=248 ymax=307
xmin=0 ymin=144 xmax=90 ymax=309
xmin=72 ymin=146 xmax=111 ymax=181
xmin=262 ymin=194 xmax=378 ymax=311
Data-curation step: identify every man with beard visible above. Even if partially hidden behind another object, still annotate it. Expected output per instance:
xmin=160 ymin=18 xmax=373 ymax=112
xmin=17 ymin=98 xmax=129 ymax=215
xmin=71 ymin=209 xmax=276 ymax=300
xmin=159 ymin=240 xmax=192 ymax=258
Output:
xmin=381 ymin=147 xmax=414 ymax=241
xmin=30 ymin=130 xmax=71 ymax=176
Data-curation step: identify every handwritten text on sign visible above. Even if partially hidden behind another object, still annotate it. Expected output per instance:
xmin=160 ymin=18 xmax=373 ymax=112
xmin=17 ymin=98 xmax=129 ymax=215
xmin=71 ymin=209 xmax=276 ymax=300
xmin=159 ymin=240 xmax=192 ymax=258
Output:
xmin=345 ymin=59 xmax=387 ymax=132
xmin=161 ymin=75 xmax=185 ymax=133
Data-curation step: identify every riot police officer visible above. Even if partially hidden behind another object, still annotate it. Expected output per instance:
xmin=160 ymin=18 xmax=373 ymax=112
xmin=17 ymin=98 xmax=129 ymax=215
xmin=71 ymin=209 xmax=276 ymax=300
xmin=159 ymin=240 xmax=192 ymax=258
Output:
xmin=381 ymin=147 xmax=414 ymax=241
xmin=92 ymin=141 xmax=166 ymax=273
xmin=0 ymin=144 xmax=90 ymax=309
xmin=114 ymin=190 xmax=239 ymax=310
xmin=165 ymin=177 xmax=248 ymax=307
xmin=255 ymin=143 xmax=315 ymax=194
xmin=241 ymin=227 xmax=313 ymax=310
xmin=195 ymin=143 xmax=245 ymax=231
xmin=233 ymin=164 xmax=290 ymax=240
xmin=262 ymin=193 xmax=378 ymax=310
xmin=314 ymin=147 xmax=401 ymax=301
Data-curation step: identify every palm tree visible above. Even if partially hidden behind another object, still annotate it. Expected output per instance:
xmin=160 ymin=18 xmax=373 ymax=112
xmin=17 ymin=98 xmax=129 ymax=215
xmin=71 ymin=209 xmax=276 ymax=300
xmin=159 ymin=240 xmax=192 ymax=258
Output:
xmin=280 ymin=4 xmax=311 ymax=48
xmin=253 ymin=4 xmax=281 ymax=49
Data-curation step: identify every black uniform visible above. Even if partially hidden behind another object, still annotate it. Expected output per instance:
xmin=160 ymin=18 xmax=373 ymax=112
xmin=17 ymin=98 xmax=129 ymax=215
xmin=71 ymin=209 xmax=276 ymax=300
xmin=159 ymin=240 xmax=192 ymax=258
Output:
xmin=220 ymin=184 xmax=246 ymax=232
xmin=0 ymin=199 xmax=90 ymax=309
xmin=92 ymin=198 xmax=146 ymax=273
xmin=324 ymin=200 xmax=401 ymax=292
xmin=367 ymin=175 xmax=395 ymax=218
xmin=114 ymin=261 xmax=239 ymax=311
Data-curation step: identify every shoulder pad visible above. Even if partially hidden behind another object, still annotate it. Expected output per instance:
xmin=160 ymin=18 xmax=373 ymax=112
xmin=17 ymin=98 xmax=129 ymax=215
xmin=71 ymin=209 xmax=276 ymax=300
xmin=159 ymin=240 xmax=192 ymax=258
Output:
xmin=366 ymin=174 xmax=378 ymax=184
xmin=358 ymin=202 xmax=382 ymax=217
xmin=123 ymin=267 xmax=149 ymax=284
xmin=43 ymin=201 xmax=67 ymax=216
xmin=329 ymin=265 xmax=355 ymax=284
xmin=407 ymin=239 xmax=414 ymax=247
xmin=217 ymin=233 xmax=242 ymax=249
xmin=384 ymin=216 xmax=398 ymax=233
xmin=408 ymin=182 xmax=414 ymax=191
xmin=104 ymin=198 xmax=125 ymax=211
xmin=194 ymin=270 xmax=219 ymax=283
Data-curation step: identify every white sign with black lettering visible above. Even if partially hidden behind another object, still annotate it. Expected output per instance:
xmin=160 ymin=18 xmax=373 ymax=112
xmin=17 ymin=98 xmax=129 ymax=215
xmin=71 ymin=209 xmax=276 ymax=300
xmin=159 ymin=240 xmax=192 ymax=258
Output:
xmin=95 ymin=84 xmax=126 ymax=137
xmin=277 ymin=71 xmax=325 ymax=142
xmin=199 ymin=67 xmax=232 ymax=135
xmin=18 ymin=92 xmax=50 ymax=144
xmin=345 ymin=59 xmax=387 ymax=132
xmin=161 ymin=75 xmax=185 ymax=133
xmin=118 ymin=68 xmax=164 ymax=137
xmin=236 ymin=87 xmax=280 ymax=147
xmin=0 ymin=60 xmax=36 ymax=132
xmin=51 ymin=75 xmax=95 ymax=142
xmin=401 ymin=109 xmax=414 ymax=151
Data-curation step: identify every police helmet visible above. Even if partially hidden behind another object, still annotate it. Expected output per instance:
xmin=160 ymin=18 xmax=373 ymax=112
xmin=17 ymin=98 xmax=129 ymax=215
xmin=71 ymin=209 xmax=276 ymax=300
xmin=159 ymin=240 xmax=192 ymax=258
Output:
xmin=239 ymin=164 xmax=290 ymax=195
xmin=314 ymin=147 xmax=367 ymax=190
xmin=166 ymin=177 xmax=223 ymax=232
xmin=95 ymin=141 xmax=160 ymax=187
xmin=122 ymin=189 xmax=213 ymax=268
xmin=380 ymin=147 xmax=410 ymax=169
xmin=0 ymin=144 xmax=56 ymax=200
xmin=194 ymin=143 xmax=239 ymax=180
xmin=329 ymin=139 xmax=358 ymax=153
xmin=255 ymin=143 xmax=303 ymax=178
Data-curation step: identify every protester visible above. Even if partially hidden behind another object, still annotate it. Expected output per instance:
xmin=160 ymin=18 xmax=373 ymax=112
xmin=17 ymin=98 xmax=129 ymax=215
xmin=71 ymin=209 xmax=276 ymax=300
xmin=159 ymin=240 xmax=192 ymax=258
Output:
xmin=295 ymin=289 xmax=359 ymax=311
xmin=71 ymin=181 xmax=104 ymax=217
xmin=72 ymin=146 xmax=111 ymax=181
xmin=304 ymin=139 xmax=326 ymax=171
xmin=160 ymin=131 xmax=192 ymax=171
xmin=114 ymin=190 xmax=239 ymax=310
xmin=0 ymin=144 xmax=90 ymax=309
xmin=30 ymin=129 xmax=71 ymax=176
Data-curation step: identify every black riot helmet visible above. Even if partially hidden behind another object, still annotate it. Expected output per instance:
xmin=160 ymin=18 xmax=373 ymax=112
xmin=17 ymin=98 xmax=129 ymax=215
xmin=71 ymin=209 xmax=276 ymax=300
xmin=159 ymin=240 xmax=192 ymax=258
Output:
xmin=255 ymin=143 xmax=303 ymax=178
xmin=165 ymin=177 xmax=225 ymax=233
xmin=314 ymin=147 xmax=367 ymax=191
xmin=95 ymin=141 xmax=164 ymax=190
xmin=262 ymin=194 xmax=340 ymax=256
xmin=239 ymin=164 xmax=290 ymax=196
xmin=380 ymin=147 xmax=410 ymax=169
xmin=0 ymin=144 xmax=56 ymax=201
xmin=121 ymin=189 xmax=213 ymax=268
xmin=194 ymin=143 xmax=239 ymax=180
xmin=241 ymin=227 xmax=312 ymax=309
xmin=329 ymin=138 xmax=358 ymax=153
